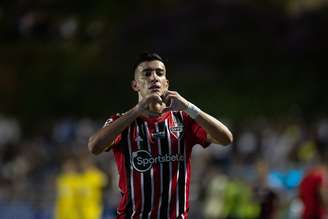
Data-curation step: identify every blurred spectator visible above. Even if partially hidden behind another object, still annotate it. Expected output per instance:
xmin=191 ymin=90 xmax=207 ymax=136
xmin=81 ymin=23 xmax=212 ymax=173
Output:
xmin=54 ymin=158 xmax=81 ymax=219
xmin=59 ymin=17 xmax=78 ymax=40
xmin=79 ymin=156 xmax=107 ymax=219
xmin=203 ymin=166 xmax=228 ymax=219
xmin=54 ymin=155 xmax=107 ymax=219
xmin=0 ymin=115 xmax=21 ymax=146
xmin=18 ymin=11 xmax=54 ymax=39
xmin=253 ymin=160 xmax=279 ymax=219
xmin=299 ymin=137 xmax=328 ymax=219
xmin=52 ymin=118 xmax=76 ymax=144
xmin=222 ymin=176 xmax=260 ymax=219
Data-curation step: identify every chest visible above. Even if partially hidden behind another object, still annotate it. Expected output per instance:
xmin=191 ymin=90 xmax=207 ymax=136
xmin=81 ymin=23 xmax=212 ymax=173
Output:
xmin=130 ymin=114 xmax=185 ymax=149
xmin=123 ymin=114 xmax=188 ymax=172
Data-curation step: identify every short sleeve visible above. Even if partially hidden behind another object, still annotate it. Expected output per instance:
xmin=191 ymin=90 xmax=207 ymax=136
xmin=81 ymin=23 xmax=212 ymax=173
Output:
xmin=183 ymin=112 xmax=210 ymax=148
xmin=102 ymin=113 xmax=122 ymax=151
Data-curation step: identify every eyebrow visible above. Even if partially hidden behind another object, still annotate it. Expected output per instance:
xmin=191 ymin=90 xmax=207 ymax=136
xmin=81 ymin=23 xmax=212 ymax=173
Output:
xmin=142 ymin=67 xmax=165 ymax=72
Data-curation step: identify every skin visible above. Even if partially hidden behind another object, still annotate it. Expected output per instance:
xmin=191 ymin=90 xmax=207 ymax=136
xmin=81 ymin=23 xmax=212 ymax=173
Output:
xmin=319 ymin=159 xmax=328 ymax=211
xmin=319 ymin=171 xmax=328 ymax=211
xmin=88 ymin=60 xmax=233 ymax=154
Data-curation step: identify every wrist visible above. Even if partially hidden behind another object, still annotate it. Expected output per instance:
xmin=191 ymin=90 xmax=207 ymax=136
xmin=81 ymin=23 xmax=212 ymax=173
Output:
xmin=185 ymin=102 xmax=201 ymax=119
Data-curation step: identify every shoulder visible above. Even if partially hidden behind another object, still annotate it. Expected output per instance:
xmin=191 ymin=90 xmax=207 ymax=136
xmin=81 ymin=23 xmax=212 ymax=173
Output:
xmin=103 ymin=113 xmax=124 ymax=127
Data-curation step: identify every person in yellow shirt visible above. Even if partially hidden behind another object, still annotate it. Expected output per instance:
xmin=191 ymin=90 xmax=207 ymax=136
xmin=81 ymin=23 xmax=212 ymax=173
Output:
xmin=54 ymin=158 xmax=81 ymax=219
xmin=79 ymin=157 xmax=107 ymax=219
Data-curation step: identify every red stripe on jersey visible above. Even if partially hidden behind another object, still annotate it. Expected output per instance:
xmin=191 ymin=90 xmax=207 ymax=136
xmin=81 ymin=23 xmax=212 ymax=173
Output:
xmin=131 ymin=122 xmax=143 ymax=218
xmin=168 ymin=112 xmax=180 ymax=219
xmin=114 ymin=145 xmax=129 ymax=215
xmin=147 ymin=122 xmax=160 ymax=218
xmin=184 ymin=140 xmax=192 ymax=218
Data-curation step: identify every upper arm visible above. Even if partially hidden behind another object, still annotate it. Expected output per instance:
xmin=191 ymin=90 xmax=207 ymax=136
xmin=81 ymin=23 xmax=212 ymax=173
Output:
xmin=206 ymin=134 xmax=218 ymax=144
xmin=102 ymin=115 xmax=123 ymax=150
xmin=88 ymin=114 xmax=123 ymax=154
xmin=319 ymin=175 xmax=328 ymax=207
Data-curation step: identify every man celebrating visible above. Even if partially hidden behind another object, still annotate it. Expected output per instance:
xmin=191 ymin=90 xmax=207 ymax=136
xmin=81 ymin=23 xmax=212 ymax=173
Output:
xmin=88 ymin=52 xmax=233 ymax=218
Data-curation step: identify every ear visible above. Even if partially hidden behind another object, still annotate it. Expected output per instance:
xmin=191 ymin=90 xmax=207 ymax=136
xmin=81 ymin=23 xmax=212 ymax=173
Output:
xmin=165 ymin=79 xmax=169 ymax=89
xmin=131 ymin=80 xmax=139 ymax=92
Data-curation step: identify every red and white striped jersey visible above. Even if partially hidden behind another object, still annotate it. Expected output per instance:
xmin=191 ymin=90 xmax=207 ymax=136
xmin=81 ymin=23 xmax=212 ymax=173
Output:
xmin=104 ymin=111 xmax=209 ymax=219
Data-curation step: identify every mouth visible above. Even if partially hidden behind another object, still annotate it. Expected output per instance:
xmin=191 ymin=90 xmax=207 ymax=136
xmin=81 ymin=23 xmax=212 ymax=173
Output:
xmin=149 ymin=84 xmax=161 ymax=91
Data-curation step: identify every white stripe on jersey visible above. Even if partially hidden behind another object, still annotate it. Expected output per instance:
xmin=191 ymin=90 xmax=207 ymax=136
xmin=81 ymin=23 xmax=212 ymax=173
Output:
xmin=184 ymin=141 xmax=187 ymax=215
xmin=135 ymin=122 xmax=144 ymax=219
xmin=144 ymin=121 xmax=154 ymax=219
xmin=176 ymin=140 xmax=180 ymax=217
xmin=155 ymin=122 xmax=163 ymax=219
xmin=127 ymin=127 xmax=136 ymax=217
xmin=165 ymin=119 xmax=172 ymax=218
xmin=180 ymin=111 xmax=187 ymax=216
xmin=172 ymin=112 xmax=181 ymax=218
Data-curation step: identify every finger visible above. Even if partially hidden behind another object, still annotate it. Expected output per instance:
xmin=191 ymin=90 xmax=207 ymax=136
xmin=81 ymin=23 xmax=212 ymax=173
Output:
xmin=163 ymin=94 xmax=175 ymax=105
xmin=161 ymin=91 xmax=169 ymax=99
xmin=162 ymin=90 xmax=176 ymax=98
xmin=148 ymin=95 xmax=162 ymax=104
xmin=162 ymin=107 xmax=173 ymax=113
xmin=150 ymin=94 xmax=162 ymax=101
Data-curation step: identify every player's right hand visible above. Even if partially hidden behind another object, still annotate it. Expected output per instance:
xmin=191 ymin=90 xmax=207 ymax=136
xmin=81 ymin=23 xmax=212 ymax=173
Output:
xmin=136 ymin=94 xmax=163 ymax=117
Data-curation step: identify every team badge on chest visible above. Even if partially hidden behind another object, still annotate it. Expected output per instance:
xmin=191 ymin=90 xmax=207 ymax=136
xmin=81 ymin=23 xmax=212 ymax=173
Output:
xmin=169 ymin=126 xmax=184 ymax=139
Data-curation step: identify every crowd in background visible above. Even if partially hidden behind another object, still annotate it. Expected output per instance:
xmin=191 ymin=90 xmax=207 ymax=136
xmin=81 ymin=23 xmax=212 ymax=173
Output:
xmin=0 ymin=114 xmax=327 ymax=218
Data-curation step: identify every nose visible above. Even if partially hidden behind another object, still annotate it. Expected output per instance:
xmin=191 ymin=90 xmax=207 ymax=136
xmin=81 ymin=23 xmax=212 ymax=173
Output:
xmin=149 ymin=71 xmax=159 ymax=81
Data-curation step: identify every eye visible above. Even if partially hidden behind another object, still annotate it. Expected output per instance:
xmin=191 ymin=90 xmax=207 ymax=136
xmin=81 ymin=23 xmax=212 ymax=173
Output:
xmin=144 ymin=71 xmax=152 ymax=77
xmin=156 ymin=70 xmax=164 ymax=76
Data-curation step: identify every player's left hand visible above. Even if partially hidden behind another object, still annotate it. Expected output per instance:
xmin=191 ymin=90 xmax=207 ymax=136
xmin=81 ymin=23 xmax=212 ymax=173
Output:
xmin=162 ymin=90 xmax=190 ymax=112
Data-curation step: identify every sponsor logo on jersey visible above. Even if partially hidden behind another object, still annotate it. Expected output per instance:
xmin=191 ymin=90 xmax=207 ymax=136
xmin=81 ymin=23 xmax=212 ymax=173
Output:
xmin=152 ymin=131 xmax=166 ymax=139
xmin=131 ymin=150 xmax=184 ymax=172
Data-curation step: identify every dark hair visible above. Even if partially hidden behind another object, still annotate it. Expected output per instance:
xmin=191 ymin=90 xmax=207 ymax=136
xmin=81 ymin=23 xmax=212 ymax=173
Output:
xmin=133 ymin=52 xmax=165 ymax=72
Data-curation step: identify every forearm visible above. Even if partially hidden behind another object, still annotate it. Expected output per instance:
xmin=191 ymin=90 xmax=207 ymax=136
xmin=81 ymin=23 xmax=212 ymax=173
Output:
xmin=194 ymin=111 xmax=233 ymax=146
xmin=183 ymin=101 xmax=232 ymax=146
xmin=88 ymin=106 xmax=140 ymax=154
xmin=320 ymin=186 xmax=328 ymax=209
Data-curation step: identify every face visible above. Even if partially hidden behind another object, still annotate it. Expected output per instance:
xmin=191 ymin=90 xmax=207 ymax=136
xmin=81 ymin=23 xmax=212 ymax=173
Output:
xmin=132 ymin=60 xmax=169 ymax=99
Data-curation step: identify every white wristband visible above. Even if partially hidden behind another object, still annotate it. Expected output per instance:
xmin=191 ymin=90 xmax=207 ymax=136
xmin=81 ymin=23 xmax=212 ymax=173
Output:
xmin=185 ymin=103 xmax=201 ymax=119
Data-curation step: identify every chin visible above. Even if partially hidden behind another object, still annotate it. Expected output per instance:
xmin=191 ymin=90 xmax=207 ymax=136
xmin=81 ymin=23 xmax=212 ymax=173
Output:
xmin=150 ymin=90 xmax=161 ymax=95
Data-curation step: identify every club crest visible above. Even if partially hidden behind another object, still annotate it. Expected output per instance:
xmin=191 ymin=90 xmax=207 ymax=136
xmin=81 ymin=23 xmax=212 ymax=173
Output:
xmin=169 ymin=126 xmax=184 ymax=139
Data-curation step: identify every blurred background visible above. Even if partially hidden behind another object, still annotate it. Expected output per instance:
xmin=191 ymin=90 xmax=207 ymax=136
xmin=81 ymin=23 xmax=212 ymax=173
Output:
xmin=1 ymin=0 xmax=328 ymax=218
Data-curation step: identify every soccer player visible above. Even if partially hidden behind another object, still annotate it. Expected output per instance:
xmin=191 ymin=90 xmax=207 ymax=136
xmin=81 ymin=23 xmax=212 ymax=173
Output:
xmin=88 ymin=52 xmax=233 ymax=218
xmin=299 ymin=138 xmax=328 ymax=219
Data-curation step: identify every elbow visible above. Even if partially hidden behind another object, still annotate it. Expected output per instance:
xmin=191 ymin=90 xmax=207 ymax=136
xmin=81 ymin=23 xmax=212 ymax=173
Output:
xmin=221 ymin=132 xmax=233 ymax=146
xmin=88 ymin=137 xmax=102 ymax=155
xmin=228 ymin=132 xmax=234 ymax=144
